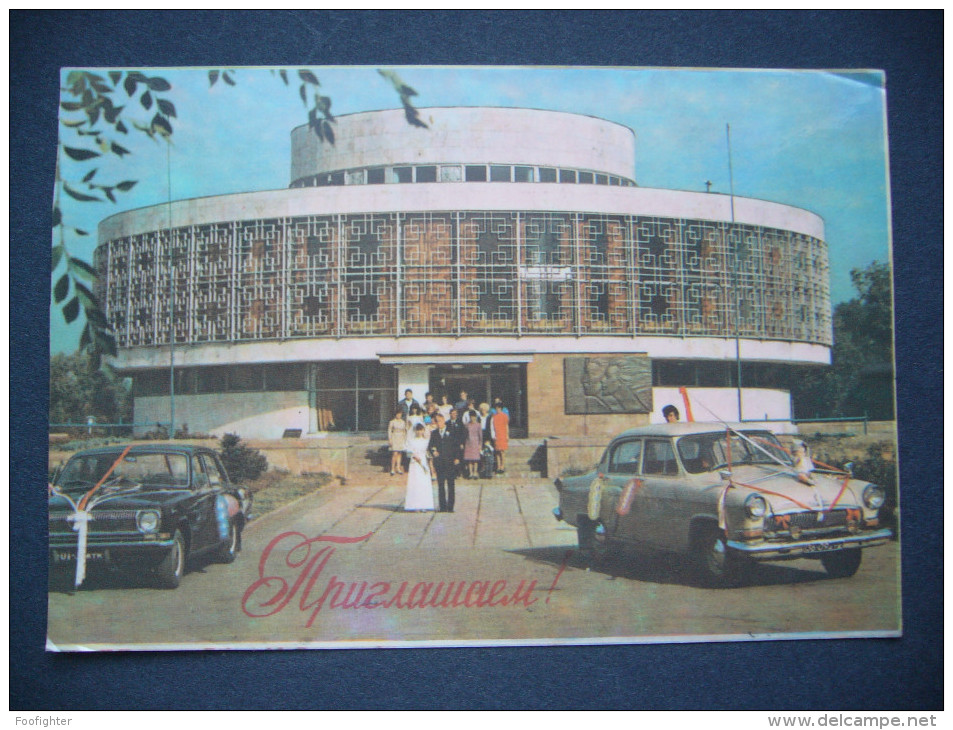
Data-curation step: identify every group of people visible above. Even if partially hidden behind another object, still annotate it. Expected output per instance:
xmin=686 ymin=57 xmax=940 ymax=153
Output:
xmin=387 ymin=389 xmax=510 ymax=513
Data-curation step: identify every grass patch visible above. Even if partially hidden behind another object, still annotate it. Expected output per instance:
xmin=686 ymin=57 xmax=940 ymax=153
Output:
xmin=246 ymin=471 xmax=336 ymax=519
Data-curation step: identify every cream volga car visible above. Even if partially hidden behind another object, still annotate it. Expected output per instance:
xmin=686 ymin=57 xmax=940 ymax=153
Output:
xmin=553 ymin=423 xmax=892 ymax=586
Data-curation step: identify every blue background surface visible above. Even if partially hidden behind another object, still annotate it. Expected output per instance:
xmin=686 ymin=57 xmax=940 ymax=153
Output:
xmin=10 ymin=10 xmax=942 ymax=710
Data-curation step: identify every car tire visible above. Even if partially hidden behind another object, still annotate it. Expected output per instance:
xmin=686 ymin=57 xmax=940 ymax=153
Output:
xmin=821 ymin=548 xmax=862 ymax=578
xmin=577 ymin=519 xmax=610 ymax=566
xmin=215 ymin=520 xmax=239 ymax=564
xmin=156 ymin=529 xmax=186 ymax=589
xmin=692 ymin=524 xmax=740 ymax=588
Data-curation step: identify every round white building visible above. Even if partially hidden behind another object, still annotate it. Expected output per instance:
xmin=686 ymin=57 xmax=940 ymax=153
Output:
xmin=96 ymin=107 xmax=831 ymax=438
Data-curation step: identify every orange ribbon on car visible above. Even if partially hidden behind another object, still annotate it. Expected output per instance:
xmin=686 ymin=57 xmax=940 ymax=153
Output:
xmin=77 ymin=445 xmax=133 ymax=511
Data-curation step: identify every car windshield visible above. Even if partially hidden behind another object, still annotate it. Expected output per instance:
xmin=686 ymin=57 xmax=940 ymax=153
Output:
xmin=55 ymin=452 xmax=190 ymax=490
xmin=676 ymin=431 xmax=792 ymax=474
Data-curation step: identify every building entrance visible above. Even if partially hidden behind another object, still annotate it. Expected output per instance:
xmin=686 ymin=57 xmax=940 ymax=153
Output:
xmin=429 ymin=364 xmax=527 ymax=434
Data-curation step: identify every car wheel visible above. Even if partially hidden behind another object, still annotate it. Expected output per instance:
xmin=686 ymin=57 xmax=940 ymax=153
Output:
xmin=692 ymin=524 xmax=740 ymax=588
xmin=821 ymin=548 xmax=862 ymax=578
xmin=156 ymin=530 xmax=186 ymax=589
xmin=215 ymin=520 xmax=239 ymax=564
xmin=577 ymin=520 xmax=610 ymax=566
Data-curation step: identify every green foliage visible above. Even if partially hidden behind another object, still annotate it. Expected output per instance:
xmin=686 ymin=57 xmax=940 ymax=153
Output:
xmin=791 ymin=261 xmax=895 ymax=420
xmin=48 ymin=350 xmax=133 ymax=427
xmin=218 ymin=433 xmax=269 ymax=482
xmin=56 ymin=67 xmax=428 ymax=366
xmin=55 ymin=70 xmax=177 ymax=366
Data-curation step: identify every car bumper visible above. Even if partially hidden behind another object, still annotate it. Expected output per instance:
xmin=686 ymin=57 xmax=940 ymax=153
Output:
xmin=727 ymin=528 xmax=893 ymax=560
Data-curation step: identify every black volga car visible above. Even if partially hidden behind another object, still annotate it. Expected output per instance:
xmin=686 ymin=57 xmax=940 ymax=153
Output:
xmin=49 ymin=444 xmax=252 ymax=588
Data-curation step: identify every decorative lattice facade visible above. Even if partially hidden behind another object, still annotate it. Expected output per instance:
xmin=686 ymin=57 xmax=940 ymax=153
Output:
xmin=96 ymin=211 xmax=831 ymax=348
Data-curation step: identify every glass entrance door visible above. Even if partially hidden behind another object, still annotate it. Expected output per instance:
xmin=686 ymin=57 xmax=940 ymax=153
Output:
xmin=429 ymin=364 xmax=526 ymax=434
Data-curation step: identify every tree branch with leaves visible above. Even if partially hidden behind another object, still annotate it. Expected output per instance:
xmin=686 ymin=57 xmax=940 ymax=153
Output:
xmin=54 ymin=67 xmax=428 ymax=368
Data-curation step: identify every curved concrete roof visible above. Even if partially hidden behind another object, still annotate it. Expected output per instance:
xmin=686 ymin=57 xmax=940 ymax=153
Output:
xmin=290 ymin=107 xmax=637 ymax=182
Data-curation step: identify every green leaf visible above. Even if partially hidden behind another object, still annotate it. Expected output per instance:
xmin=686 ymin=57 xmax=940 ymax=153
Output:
xmin=52 ymin=206 xmax=62 ymax=227
xmin=61 ymin=118 xmax=86 ymax=127
xmin=111 ymin=142 xmax=130 ymax=157
xmin=68 ymin=257 xmax=98 ymax=280
xmin=157 ymin=98 xmax=177 ymax=118
xmin=82 ymin=167 xmax=98 ymax=183
xmin=209 ymin=70 xmax=219 ymax=87
xmin=73 ymin=228 xmax=89 ymax=236
xmin=279 ymin=69 xmax=288 ymax=85
xmin=123 ymin=74 xmax=138 ymax=96
xmin=104 ymin=187 xmax=116 ymax=203
xmin=223 ymin=72 xmax=235 ymax=86
xmin=321 ymin=119 xmax=335 ymax=144
xmin=54 ymin=274 xmax=70 ymax=303
xmin=115 ymin=120 xmax=128 ymax=134
xmin=51 ymin=245 xmax=65 ymax=270
xmin=115 ymin=180 xmax=138 ymax=191
xmin=140 ymin=90 xmax=153 ymax=110
xmin=85 ymin=306 xmax=108 ymax=327
xmin=151 ymin=113 xmax=173 ymax=136
xmin=79 ymin=323 xmax=91 ymax=350
xmin=64 ymin=146 xmax=100 ymax=161
xmin=103 ymin=100 xmax=123 ymax=124
xmin=298 ymin=69 xmax=319 ymax=85
xmin=63 ymin=296 xmax=80 ymax=324
xmin=109 ymin=71 xmax=122 ymax=85
xmin=299 ymin=83 xmax=307 ymax=105
xmin=146 ymin=76 xmax=171 ymax=92
xmin=60 ymin=101 xmax=85 ymax=112
xmin=63 ymin=182 xmax=102 ymax=202
xmin=73 ymin=279 xmax=97 ymax=306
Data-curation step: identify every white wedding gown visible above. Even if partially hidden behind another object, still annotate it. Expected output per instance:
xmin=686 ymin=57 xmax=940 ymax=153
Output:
xmin=404 ymin=435 xmax=435 ymax=511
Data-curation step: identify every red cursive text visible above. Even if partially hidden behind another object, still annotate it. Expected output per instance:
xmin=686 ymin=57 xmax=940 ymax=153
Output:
xmin=241 ymin=530 xmax=556 ymax=628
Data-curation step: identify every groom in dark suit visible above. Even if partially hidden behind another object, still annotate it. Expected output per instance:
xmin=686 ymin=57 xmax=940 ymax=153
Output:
xmin=428 ymin=413 xmax=463 ymax=512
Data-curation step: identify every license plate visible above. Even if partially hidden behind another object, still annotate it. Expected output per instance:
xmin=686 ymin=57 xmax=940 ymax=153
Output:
xmin=52 ymin=549 xmax=108 ymax=563
xmin=803 ymin=542 xmax=844 ymax=554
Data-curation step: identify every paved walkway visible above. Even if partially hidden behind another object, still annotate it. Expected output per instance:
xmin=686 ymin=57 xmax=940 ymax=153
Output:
xmin=246 ymin=474 xmax=576 ymax=553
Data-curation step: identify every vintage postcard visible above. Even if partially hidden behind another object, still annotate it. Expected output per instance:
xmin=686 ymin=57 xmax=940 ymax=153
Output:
xmin=47 ymin=66 xmax=899 ymax=650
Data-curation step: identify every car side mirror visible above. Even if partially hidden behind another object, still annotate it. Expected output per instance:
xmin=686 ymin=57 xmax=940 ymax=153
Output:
xmin=843 ymin=462 xmax=854 ymax=477
xmin=719 ymin=469 xmax=732 ymax=481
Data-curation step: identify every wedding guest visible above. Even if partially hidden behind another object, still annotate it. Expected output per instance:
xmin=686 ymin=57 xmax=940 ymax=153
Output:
xmin=388 ymin=409 xmax=408 ymax=476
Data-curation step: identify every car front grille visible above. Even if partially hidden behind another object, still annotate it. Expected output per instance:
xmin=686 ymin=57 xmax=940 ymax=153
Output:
xmin=49 ymin=509 xmax=140 ymax=535
xmin=767 ymin=509 xmax=855 ymax=532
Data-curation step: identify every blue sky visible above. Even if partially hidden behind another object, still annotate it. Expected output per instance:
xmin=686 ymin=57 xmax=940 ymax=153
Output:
xmin=52 ymin=66 xmax=891 ymax=353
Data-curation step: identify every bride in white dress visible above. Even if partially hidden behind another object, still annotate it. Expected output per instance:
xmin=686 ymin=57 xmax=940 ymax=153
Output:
xmin=404 ymin=423 xmax=435 ymax=512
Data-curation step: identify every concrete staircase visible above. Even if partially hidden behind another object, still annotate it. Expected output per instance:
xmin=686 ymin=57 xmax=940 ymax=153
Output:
xmin=345 ymin=438 xmax=548 ymax=484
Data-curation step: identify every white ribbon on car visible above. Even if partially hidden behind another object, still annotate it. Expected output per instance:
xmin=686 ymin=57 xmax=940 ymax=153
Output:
xmin=50 ymin=445 xmax=132 ymax=589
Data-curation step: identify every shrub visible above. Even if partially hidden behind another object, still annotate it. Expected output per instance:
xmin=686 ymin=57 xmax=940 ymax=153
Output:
xmin=218 ymin=433 xmax=269 ymax=481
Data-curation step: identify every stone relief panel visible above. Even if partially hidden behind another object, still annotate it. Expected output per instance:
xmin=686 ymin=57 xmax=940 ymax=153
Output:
xmin=564 ymin=355 xmax=653 ymax=415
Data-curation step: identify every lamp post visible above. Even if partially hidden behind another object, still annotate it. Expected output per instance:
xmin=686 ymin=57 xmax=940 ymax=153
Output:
xmin=726 ymin=124 xmax=743 ymax=422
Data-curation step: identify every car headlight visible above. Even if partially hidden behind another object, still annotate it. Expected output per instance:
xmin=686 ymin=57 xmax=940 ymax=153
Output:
xmin=744 ymin=493 xmax=767 ymax=519
xmin=136 ymin=510 xmax=160 ymax=534
xmin=863 ymin=484 xmax=885 ymax=509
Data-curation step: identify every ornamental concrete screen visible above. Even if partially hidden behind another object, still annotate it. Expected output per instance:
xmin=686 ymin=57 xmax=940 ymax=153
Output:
xmin=94 ymin=108 xmax=831 ymax=438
